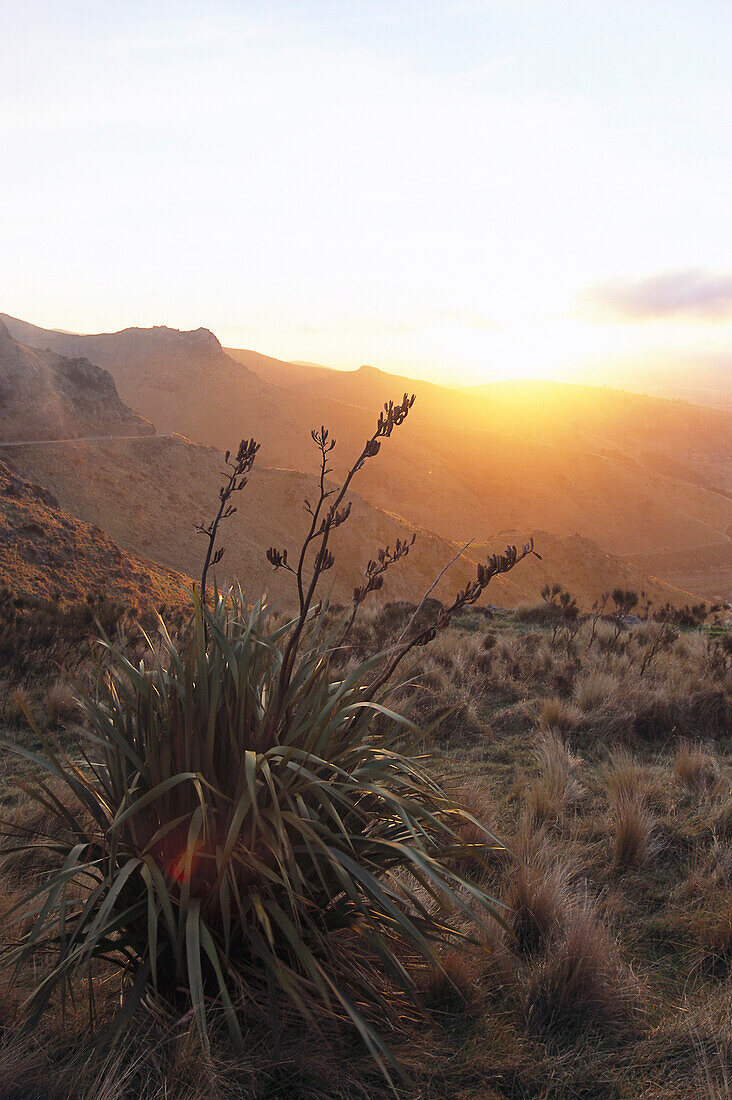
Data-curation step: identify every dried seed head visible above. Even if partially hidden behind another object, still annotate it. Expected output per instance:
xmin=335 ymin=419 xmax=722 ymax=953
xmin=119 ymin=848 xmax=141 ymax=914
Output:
xmin=266 ymin=547 xmax=288 ymax=569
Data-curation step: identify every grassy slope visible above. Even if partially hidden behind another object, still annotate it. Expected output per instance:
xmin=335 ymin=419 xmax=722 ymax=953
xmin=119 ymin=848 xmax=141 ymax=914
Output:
xmin=0 ymin=434 xmax=479 ymax=609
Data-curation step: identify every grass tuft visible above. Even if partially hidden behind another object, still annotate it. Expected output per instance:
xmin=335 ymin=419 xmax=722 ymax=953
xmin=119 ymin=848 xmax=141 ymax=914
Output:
xmin=524 ymin=907 xmax=637 ymax=1035
xmin=526 ymin=731 xmax=585 ymax=823
xmin=539 ymin=696 xmax=578 ymax=735
xmin=673 ymin=742 xmax=719 ymax=791
xmin=44 ymin=679 xmax=77 ymax=726
xmin=611 ymin=792 xmax=658 ymax=870
xmin=508 ymin=859 xmax=571 ymax=954
xmin=573 ymin=671 xmax=617 ymax=713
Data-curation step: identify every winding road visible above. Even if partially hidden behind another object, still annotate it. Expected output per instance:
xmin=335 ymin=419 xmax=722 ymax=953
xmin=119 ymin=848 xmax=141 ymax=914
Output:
xmin=0 ymin=434 xmax=174 ymax=447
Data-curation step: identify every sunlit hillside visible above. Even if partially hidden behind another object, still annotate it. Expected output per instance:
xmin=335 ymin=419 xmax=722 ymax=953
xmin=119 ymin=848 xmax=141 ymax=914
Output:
xmin=3 ymin=314 xmax=728 ymax=603
xmin=0 ymin=321 xmax=153 ymax=442
xmin=0 ymin=457 xmax=186 ymax=606
xmin=2 ymin=434 xmax=701 ymax=615
xmin=0 ymin=433 xmax=478 ymax=609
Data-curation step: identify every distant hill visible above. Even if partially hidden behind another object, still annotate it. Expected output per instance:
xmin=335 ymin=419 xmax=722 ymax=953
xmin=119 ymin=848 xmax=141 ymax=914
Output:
xmin=0 ymin=322 xmax=153 ymax=442
xmin=0 ymin=314 xmax=289 ymax=450
xmin=3 ymin=314 xmax=729 ymax=602
xmin=230 ymin=351 xmax=732 ymax=600
xmin=225 ymin=347 xmax=338 ymax=390
xmin=0 ymin=457 xmax=188 ymax=606
xmin=245 ymin=356 xmax=730 ymax=479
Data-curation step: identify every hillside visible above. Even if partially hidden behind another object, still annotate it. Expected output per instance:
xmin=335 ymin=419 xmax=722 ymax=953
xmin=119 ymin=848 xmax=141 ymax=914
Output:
xmin=0 ymin=322 xmax=153 ymax=442
xmin=1 ymin=434 xmax=699 ymax=613
xmin=0 ymin=457 xmax=187 ymax=606
xmin=225 ymin=346 xmax=338 ymax=390
xmin=3 ymin=315 xmax=729 ymax=601
xmin=473 ymin=530 xmax=700 ymax=612
xmin=234 ymin=351 xmax=730 ymax=466
xmin=0 ymin=434 xmax=483 ymax=610
xmin=231 ymin=349 xmax=731 ymax=498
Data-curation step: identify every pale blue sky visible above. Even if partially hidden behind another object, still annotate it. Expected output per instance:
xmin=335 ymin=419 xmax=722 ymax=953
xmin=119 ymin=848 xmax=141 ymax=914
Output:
xmin=1 ymin=1 xmax=730 ymax=384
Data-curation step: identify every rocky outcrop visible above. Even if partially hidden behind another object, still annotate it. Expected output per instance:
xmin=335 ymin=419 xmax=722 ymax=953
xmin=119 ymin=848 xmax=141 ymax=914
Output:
xmin=0 ymin=322 xmax=154 ymax=441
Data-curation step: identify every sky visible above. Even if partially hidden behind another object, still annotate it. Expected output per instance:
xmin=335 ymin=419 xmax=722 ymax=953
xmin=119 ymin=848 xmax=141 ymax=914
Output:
xmin=1 ymin=1 xmax=730 ymax=392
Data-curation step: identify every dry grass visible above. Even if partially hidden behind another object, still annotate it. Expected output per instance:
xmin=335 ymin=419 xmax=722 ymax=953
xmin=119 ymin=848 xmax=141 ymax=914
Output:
xmin=45 ymin=679 xmax=77 ymax=726
xmin=0 ymin=604 xmax=729 ymax=1097
xmin=697 ymin=908 xmax=732 ymax=974
xmin=696 ymin=1040 xmax=731 ymax=1100
xmin=524 ymin=906 xmax=638 ymax=1035
xmin=539 ymin=696 xmax=578 ymax=735
xmin=673 ymin=742 xmax=719 ymax=791
xmin=530 ymin=731 xmax=585 ymax=819
xmin=525 ymin=732 xmax=585 ymax=824
xmin=420 ymin=946 xmax=491 ymax=1017
xmin=611 ymin=792 xmax=659 ymax=870
xmin=447 ymin=781 xmax=508 ymax=880
xmin=573 ymin=670 xmax=617 ymax=712
xmin=2 ymin=684 xmax=33 ymax=727
xmin=604 ymin=747 xmax=648 ymax=803
xmin=508 ymin=859 xmax=571 ymax=953
xmin=0 ymin=1034 xmax=62 ymax=1100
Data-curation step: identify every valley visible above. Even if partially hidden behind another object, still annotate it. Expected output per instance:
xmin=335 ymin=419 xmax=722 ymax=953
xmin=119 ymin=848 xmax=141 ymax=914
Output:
xmin=1 ymin=313 xmax=729 ymax=608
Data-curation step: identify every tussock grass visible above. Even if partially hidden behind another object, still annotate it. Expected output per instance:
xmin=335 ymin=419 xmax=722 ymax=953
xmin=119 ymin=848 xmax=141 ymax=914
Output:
xmin=573 ymin=670 xmax=617 ymax=712
xmin=420 ymin=946 xmax=491 ymax=1017
xmin=674 ymin=742 xmax=719 ymax=790
xmin=446 ymin=781 xmax=509 ymax=882
xmin=514 ymin=601 xmax=555 ymax=625
xmin=0 ymin=1033 xmax=61 ymax=1100
xmin=524 ymin=906 xmax=639 ymax=1036
xmin=44 ymin=679 xmax=77 ymax=726
xmin=0 ymin=585 xmax=729 ymax=1096
xmin=539 ymin=696 xmax=578 ymax=735
xmin=526 ymin=731 xmax=585 ymax=823
xmin=604 ymin=747 xmax=648 ymax=803
xmin=2 ymin=684 xmax=33 ymax=727
xmin=611 ymin=792 xmax=659 ymax=870
xmin=508 ymin=859 xmax=571 ymax=954
xmin=697 ymin=908 xmax=732 ymax=974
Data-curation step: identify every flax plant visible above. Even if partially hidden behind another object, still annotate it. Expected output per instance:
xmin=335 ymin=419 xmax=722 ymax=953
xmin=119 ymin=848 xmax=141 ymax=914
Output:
xmin=3 ymin=591 xmax=505 ymax=1083
xmin=1 ymin=395 xmax=534 ymax=1086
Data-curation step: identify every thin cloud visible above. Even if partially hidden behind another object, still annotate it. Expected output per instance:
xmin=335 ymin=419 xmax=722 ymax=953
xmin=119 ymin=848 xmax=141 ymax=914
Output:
xmin=267 ymin=309 xmax=504 ymax=339
xmin=583 ymin=269 xmax=732 ymax=321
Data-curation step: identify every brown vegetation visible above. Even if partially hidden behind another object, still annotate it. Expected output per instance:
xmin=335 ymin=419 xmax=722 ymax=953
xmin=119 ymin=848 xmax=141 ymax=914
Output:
xmin=0 ymin=458 xmax=188 ymax=608
xmin=0 ymin=580 xmax=727 ymax=1096
xmin=0 ymin=362 xmax=729 ymax=1095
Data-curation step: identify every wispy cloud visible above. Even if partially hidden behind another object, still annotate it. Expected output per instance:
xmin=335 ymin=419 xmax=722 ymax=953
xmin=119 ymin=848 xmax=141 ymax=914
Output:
xmin=583 ymin=269 xmax=732 ymax=321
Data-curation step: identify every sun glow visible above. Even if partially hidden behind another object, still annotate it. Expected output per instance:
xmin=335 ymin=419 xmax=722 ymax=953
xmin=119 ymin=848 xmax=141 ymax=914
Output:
xmin=1 ymin=4 xmax=730 ymax=395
